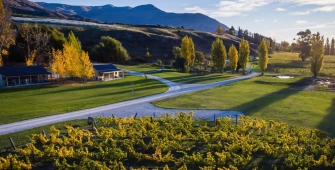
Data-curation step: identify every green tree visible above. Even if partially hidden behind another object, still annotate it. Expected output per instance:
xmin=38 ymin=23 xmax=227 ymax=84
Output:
xmin=310 ymin=32 xmax=324 ymax=78
xmin=180 ymin=36 xmax=195 ymax=70
xmin=172 ymin=46 xmax=181 ymax=58
xmin=194 ymin=51 xmax=205 ymax=65
xmin=228 ymin=44 xmax=238 ymax=74
xmin=211 ymin=37 xmax=226 ymax=72
xmin=297 ymin=29 xmax=312 ymax=62
xmin=279 ymin=41 xmax=290 ymax=52
xmin=239 ymin=37 xmax=250 ymax=74
xmin=91 ymin=36 xmax=130 ymax=63
xmin=331 ymin=38 xmax=335 ymax=55
xmin=325 ymin=37 xmax=330 ymax=55
xmin=258 ymin=38 xmax=269 ymax=75
xmin=0 ymin=0 xmax=15 ymax=66
xmin=146 ymin=47 xmax=151 ymax=58
xmin=229 ymin=26 xmax=235 ymax=36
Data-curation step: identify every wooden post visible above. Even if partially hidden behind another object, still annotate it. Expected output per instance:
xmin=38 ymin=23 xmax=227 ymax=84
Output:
xmin=18 ymin=77 xmax=21 ymax=86
xmin=6 ymin=77 xmax=8 ymax=86
xmin=134 ymin=113 xmax=138 ymax=119
xmin=235 ymin=115 xmax=238 ymax=127
xmin=9 ymin=138 xmax=16 ymax=150
xmin=30 ymin=76 xmax=32 ymax=84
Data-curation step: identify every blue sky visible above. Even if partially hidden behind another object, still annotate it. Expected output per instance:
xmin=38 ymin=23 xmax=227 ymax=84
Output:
xmin=32 ymin=0 xmax=335 ymax=43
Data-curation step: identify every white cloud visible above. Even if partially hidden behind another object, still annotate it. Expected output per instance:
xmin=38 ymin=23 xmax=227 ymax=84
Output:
xmin=282 ymin=0 xmax=335 ymax=6
xmin=275 ymin=7 xmax=286 ymax=11
xmin=290 ymin=11 xmax=310 ymax=15
xmin=255 ymin=19 xmax=265 ymax=22
xmin=273 ymin=19 xmax=278 ymax=22
xmin=312 ymin=5 xmax=335 ymax=12
xmin=184 ymin=0 xmax=274 ymax=17
xmin=296 ymin=20 xmax=308 ymax=25
xmin=184 ymin=6 xmax=209 ymax=14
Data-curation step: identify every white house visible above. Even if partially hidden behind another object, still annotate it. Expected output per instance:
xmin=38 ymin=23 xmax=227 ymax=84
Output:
xmin=92 ymin=63 xmax=124 ymax=81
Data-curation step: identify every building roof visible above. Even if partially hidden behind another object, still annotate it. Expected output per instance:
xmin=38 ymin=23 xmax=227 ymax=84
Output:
xmin=0 ymin=66 xmax=51 ymax=77
xmin=93 ymin=63 xmax=121 ymax=73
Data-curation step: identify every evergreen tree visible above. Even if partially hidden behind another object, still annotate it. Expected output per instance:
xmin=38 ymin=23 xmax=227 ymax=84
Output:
xmin=331 ymin=38 xmax=335 ymax=55
xmin=325 ymin=37 xmax=330 ymax=55
xmin=91 ymin=36 xmax=130 ymax=63
xmin=211 ymin=37 xmax=226 ymax=72
xmin=258 ymin=38 xmax=269 ymax=75
xmin=0 ymin=0 xmax=15 ymax=66
xmin=228 ymin=44 xmax=238 ymax=74
xmin=239 ymin=37 xmax=250 ymax=74
xmin=297 ymin=29 xmax=312 ymax=62
xmin=310 ymin=32 xmax=324 ymax=78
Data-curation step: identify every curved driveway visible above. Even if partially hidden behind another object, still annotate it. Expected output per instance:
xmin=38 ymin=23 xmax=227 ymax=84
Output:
xmin=0 ymin=72 xmax=259 ymax=135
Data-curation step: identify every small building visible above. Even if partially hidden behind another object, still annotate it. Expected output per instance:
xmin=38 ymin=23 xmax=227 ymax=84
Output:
xmin=92 ymin=63 xmax=124 ymax=81
xmin=0 ymin=65 xmax=52 ymax=87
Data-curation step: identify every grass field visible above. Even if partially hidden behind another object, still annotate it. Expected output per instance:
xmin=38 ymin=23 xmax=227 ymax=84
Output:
xmin=0 ymin=76 xmax=167 ymax=125
xmin=151 ymin=70 xmax=241 ymax=84
xmin=153 ymin=75 xmax=335 ymax=135
xmin=250 ymin=52 xmax=335 ymax=77
xmin=114 ymin=64 xmax=160 ymax=73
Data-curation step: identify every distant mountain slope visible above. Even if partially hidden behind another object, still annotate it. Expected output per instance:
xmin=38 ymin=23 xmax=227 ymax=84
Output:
xmin=3 ymin=0 xmax=83 ymax=20
xmin=36 ymin=2 xmax=229 ymax=33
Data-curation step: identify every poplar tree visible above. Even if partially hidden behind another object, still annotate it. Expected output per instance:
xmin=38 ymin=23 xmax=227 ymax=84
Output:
xmin=331 ymin=38 xmax=335 ymax=56
xmin=211 ymin=37 xmax=226 ymax=72
xmin=310 ymin=32 xmax=324 ymax=78
xmin=325 ymin=37 xmax=330 ymax=55
xmin=180 ymin=36 xmax=195 ymax=70
xmin=228 ymin=44 xmax=238 ymax=74
xmin=51 ymin=48 xmax=66 ymax=78
xmin=258 ymin=38 xmax=269 ymax=75
xmin=239 ymin=37 xmax=250 ymax=74
xmin=0 ymin=0 xmax=15 ymax=66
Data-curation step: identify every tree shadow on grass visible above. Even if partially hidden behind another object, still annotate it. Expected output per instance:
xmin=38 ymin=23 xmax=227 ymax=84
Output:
xmin=229 ymin=77 xmax=310 ymax=117
xmin=318 ymin=98 xmax=335 ymax=136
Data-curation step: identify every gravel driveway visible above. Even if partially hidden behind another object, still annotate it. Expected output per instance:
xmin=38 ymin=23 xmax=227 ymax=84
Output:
xmin=0 ymin=72 xmax=259 ymax=135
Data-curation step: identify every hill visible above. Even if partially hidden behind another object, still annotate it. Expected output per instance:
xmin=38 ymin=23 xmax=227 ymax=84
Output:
xmin=3 ymin=0 xmax=84 ymax=20
xmin=35 ymin=2 xmax=229 ymax=33
xmin=10 ymin=17 xmax=258 ymax=64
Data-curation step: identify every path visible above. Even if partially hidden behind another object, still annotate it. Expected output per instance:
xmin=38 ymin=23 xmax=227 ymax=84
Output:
xmin=0 ymin=72 xmax=259 ymax=135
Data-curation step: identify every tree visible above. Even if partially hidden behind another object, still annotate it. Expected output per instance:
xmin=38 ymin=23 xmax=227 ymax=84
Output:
xmin=180 ymin=36 xmax=195 ymax=70
xmin=331 ymin=38 xmax=335 ymax=55
xmin=297 ymin=29 xmax=312 ymax=62
xmin=172 ymin=47 xmax=181 ymax=58
xmin=325 ymin=38 xmax=330 ymax=55
xmin=229 ymin=26 xmax=235 ymax=36
xmin=91 ymin=36 xmax=130 ymax=63
xmin=19 ymin=23 xmax=49 ymax=66
xmin=211 ymin=37 xmax=226 ymax=72
xmin=228 ymin=44 xmax=238 ymax=74
xmin=52 ymin=31 xmax=93 ymax=81
xmin=279 ymin=41 xmax=290 ymax=52
xmin=194 ymin=51 xmax=205 ymax=66
xmin=258 ymin=39 xmax=269 ymax=75
xmin=146 ymin=47 xmax=151 ymax=58
xmin=310 ymin=32 xmax=324 ymax=78
xmin=0 ymin=0 xmax=15 ymax=66
xmin=215 ymin=24 xmax=224 ymax=35
xmin=239 ymin=38 xmax=250 ymax=74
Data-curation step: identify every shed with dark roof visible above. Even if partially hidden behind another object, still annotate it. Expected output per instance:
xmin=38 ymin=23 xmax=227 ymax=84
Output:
xmin=92 ymin=64 xmax=124 ymax=81
xmin=0 ymin=66 xmax=51 ymax=87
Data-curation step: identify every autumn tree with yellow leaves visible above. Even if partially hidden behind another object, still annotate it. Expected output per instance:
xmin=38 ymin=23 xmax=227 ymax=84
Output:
xmin=228 ymin=44 xmax=238 ymax=74
xmin=0 ymin=0 xmax=15 ymax=66
xmin=180 ymin=36 xmax=195 ymax=71
xmin=51 ymin=31 xmax=93 ymax=82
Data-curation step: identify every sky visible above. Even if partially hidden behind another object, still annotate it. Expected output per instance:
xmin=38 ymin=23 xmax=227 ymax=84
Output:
xmin=31 ymin=0 xmax=335 ymax=43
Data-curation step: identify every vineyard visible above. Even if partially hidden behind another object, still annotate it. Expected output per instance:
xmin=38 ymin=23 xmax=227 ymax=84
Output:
xmin=1 ymin=112 xmax=335 ymax=170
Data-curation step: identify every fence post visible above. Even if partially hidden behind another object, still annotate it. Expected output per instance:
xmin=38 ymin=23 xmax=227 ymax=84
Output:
xmin=9 ymin=138 xmax=16 ymax=150
xmin=235 ymin=115 xmax=238 ymax=127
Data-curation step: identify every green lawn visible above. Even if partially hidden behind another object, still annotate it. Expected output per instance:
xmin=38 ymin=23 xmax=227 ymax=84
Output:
xmin=0 ymin=76 xmax=167 ymax=125
xmin=114 ymin=64 xmax=160 ymax=73
xmin=153 ymin=76 xmax=335 ymax=135
xmin=151 ymin=70 xmax=241 ymax=84
xmin=251 ymin=52 xmax=335 ymax=77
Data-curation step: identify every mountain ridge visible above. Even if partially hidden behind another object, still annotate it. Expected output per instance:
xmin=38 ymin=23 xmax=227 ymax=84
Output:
xmin=35 ymin=2 xmax=229 ymax=33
